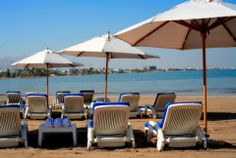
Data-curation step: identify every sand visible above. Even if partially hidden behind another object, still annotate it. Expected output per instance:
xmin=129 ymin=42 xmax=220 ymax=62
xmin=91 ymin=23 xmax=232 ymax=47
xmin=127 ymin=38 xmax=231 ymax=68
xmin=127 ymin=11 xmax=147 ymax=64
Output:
xmin=0 ymin=95 xmax=236 ymax=158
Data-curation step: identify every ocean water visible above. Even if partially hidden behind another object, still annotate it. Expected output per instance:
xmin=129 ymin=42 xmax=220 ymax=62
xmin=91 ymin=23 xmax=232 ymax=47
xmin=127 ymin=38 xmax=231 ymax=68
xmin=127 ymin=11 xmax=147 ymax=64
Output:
xmin=0 ymin=69 xmax=236 ymax=96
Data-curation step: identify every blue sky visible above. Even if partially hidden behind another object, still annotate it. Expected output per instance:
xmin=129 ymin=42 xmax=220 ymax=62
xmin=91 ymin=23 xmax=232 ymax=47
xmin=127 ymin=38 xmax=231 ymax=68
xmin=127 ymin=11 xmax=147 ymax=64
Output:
xmin=0 ymin=0 xmax=236 ymax=69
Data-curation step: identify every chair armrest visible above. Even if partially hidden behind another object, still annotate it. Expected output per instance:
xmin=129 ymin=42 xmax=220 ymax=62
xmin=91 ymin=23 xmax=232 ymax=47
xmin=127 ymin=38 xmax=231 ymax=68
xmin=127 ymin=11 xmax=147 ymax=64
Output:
xmin=24 ymin=106 xmax=29 ymax=119
xmin=53 ymin=99 xmax=57 ymax=108
xmin=48 ymin=105 xmax=52 ymax=117
xmin=21 ymin=120 xmax=28 ymax=147
xmin=157 ymin=125 xmax=164 ymax=142
xmin=127 ymin=123 xmax=135 ymax=141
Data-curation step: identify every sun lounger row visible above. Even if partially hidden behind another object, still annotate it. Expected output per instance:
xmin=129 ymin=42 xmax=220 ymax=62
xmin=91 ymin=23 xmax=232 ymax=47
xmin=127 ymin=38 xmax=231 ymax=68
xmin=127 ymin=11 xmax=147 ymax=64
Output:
xmin=4 ymin=90 xmax=177 ymax=120
xmin=0 ymin=101 xmax=207 ymax=151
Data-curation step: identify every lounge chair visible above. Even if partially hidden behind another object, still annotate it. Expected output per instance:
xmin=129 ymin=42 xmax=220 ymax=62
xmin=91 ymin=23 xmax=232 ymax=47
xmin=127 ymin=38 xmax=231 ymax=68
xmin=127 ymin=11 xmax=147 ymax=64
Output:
xmin=61 ymin=93 xmax=86 ymax=119
xmin=118 ymin=92 xmax=141 ymax=118
xmin=53 ymin=91 xmax=71 ymax=109
xmin=80 ymin=90 xmax=94 ymax=108
xmin=144 ymin=102 xmax=207 ymax=151
xmin=0 ymin=105 xmax=28 ymax=148
xmin=6 ymin=91 xmax=22 ymax=105
xmin=87 ymin=102 xmax=135 ymax=149
xmin=24 ymin=94 xmax=51 ymax=119
xmin=140 ymin=93 xmax=176 ymax=118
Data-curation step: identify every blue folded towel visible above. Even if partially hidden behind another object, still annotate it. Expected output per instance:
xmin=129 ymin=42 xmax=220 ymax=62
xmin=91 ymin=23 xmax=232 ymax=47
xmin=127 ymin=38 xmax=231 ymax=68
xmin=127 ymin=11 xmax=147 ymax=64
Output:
xmin=62 ymin=118 xmax=71 ymax=127
xmin=45 ymin=117 xmax=54 ymax=128
xmin=54 ymin=118 xmax=63 ymax=127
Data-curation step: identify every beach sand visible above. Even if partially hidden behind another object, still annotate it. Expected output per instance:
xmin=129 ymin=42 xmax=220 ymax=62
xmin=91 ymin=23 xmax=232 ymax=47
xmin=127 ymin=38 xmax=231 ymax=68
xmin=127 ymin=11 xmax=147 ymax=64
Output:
xmin=0 ymin=95 xmax=236 ymax=158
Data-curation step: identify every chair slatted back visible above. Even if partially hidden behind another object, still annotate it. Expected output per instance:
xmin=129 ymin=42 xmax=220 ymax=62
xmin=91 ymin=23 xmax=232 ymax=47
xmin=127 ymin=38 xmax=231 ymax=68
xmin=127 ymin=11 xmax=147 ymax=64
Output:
xmin=0 ymin=106 xmax=21 ymax=137
xmin=26 ymin=94 xmax=48 ymax=113
xmin=119 ymin=93 xmax=140 ymax=112
xmin=6 ymin=91 xmax=21 ymax=104
xmin=162 ymin=103 xmax=202 ymax=135
xmin=56 ymin=91 xmax=71 ymax=104
xmin=154 ymin=93 xmax=176 ymax=112
xmin=80 ymin=90 xmax=94 ymax=105
xmin=64 ymin=94 xmax=84 ymax=113
xmin=93 ymin=103 xmax=129 ymax=135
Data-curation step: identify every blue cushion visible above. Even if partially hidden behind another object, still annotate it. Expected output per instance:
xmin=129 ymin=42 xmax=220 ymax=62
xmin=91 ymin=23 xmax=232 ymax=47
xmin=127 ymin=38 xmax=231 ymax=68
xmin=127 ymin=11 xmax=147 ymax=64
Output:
xmin=56 ymin=91 xmax=71 ymax=94
xmin=63 ymin=93 xmax=84 ymax=103
xmin=158 ymin=101 xmax=203 ymax=128
xmin=144 ymin=121 xmax=162 ymax=131
xmin=26 ymin=94 xmax=48 ymax=98
xmin=80 ymin=90 xmax=94 ymax=93
xmin=94 ymin=97 xmax=110 ymax=102
xmin=64 ymin=93 xmax=83 ymax=97
xmin=92 ymin=101 xmax=130 ymax=111
xmin=118 ymin=92 xmax=140 ymax=101
xmin=0 ymin=104 xmax=20 ymax=109
xmin=6 ymin=91 xmax=21 ymax=94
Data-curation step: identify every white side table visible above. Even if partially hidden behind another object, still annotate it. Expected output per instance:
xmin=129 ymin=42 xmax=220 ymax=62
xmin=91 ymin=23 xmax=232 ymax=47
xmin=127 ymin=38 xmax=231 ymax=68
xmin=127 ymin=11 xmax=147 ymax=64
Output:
xmin=38 ymin=123 xmax=77 ymax=147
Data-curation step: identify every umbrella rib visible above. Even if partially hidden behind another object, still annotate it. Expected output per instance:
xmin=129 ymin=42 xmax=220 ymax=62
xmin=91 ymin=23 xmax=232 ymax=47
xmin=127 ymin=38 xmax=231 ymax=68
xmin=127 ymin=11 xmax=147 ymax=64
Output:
xmin=181 ymin=27 xmax=192 ymax=50
xmin=77 ymin=52 xmax=84 ymax=57
xmin=222 ymin=22 xmax=236 ymax=43
xmin=174 ymin=20 xmax=200 ymax=32
xmin=138 ymin=54 xmax=145 ymax=59
xmin=207 ymin=17 xmax=234 ymax=31
xmin=133 ymin=21 xmax=169 ymax=46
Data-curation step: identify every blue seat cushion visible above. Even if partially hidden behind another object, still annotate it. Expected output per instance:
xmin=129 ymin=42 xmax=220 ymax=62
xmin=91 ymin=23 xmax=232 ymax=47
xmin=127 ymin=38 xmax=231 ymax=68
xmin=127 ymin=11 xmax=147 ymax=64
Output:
xmin=144 ymin=121 xmax=162 ymax=131
xmin=0 ymin=104 xmax=20 ymax=109
xmin=26 ymin=94 xmax=48 ymax=98
xmin=6 ymin=91 xmax=21 ymax=94
xmin=80 ymin=90 xmax=94 ymax=93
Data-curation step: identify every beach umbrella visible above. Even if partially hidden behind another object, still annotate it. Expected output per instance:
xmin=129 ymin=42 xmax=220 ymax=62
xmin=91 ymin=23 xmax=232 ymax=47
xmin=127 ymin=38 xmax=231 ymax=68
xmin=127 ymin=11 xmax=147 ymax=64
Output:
xmin=60 ymin=32 xmax=159 ymax=99
xmin=12 ymin=48 xmax=83 ymax=95
xmin=115 ymin=0 xmax=236 ymax=133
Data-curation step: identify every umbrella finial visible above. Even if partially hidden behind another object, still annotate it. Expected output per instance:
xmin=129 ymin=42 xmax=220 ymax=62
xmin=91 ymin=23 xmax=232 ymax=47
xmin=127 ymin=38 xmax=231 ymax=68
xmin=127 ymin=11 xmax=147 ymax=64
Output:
xmin=108 ymin=31 xmax=111 ymax=41
xmin=46 ymin=47 xmax=50 ymax=54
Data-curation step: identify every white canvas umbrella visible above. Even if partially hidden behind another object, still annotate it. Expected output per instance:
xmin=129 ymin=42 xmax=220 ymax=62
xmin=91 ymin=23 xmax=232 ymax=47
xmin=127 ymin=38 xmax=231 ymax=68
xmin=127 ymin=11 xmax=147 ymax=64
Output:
xmin=115 ymin=0 xmax=236 ymax=132
xmin=60 ymin=32 xmax=159 ymax=99
xmin=12 ymin=48 xmax=83 ymax=95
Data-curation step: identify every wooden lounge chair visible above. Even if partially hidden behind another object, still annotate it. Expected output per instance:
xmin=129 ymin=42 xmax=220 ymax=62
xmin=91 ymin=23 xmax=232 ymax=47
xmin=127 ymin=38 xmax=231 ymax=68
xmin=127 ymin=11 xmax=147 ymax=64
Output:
xmin=0 ymin=105 xmax=28 ymax=148
xmin=24 ymin=94 xmax=51 ymax=119
xmin=87 ymin=102 xmax=135 ymax=149
xmin=140 ymin=93 xmax=176 ymax=118
xmin=144 ymin=102 xmax=207 ymax=151
xmin=61 ymin=94 xmax=86 ymax=119
xmin=118 ymin=92 xmax=141 ymax=118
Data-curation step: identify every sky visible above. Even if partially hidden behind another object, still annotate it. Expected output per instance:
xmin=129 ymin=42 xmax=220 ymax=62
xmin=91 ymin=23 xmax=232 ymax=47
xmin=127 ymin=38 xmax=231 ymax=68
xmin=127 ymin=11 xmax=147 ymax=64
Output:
xmin=0 ymin=0 xmax=236 ymax=69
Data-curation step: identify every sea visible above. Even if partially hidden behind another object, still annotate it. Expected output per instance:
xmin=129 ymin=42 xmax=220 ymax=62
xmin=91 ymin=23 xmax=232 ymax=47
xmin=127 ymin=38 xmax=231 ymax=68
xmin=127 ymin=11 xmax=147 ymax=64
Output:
xmin=0 ymin=69 xmax=236 ymax=96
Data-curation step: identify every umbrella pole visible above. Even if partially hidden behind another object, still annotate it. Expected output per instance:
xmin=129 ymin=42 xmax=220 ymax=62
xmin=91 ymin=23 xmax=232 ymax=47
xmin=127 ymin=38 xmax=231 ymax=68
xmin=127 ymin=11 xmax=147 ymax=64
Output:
xmin=104 ymin=53 xmax=109 ymax=101
xmin=201 ymin=32 xmax=208 ymax=134
xmin=46 ymin=64 xmax=49 ymax=96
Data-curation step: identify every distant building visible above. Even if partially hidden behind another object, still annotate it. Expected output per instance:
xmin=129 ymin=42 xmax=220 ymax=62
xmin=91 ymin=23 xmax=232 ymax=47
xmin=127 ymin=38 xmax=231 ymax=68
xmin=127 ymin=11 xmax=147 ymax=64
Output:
xmin=149 ymin=66 xmax=156 ymax=71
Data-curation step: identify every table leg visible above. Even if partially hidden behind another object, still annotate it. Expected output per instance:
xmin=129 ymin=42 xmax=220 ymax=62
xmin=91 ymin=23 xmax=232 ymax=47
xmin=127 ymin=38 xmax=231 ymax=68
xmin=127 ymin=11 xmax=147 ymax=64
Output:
xmin=72 ymin=126 xmax=77 ymax=146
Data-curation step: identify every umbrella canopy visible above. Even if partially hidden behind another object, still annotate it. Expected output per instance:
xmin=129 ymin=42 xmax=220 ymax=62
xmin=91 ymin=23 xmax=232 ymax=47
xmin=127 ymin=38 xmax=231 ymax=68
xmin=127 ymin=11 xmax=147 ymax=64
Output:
xmin=60 ymin=32 xmax=159 ymax=99
xmin=115 ymin=0 xmax=236 ymax=133
xmin=12 ymin=48 xmax=83 ymax=95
